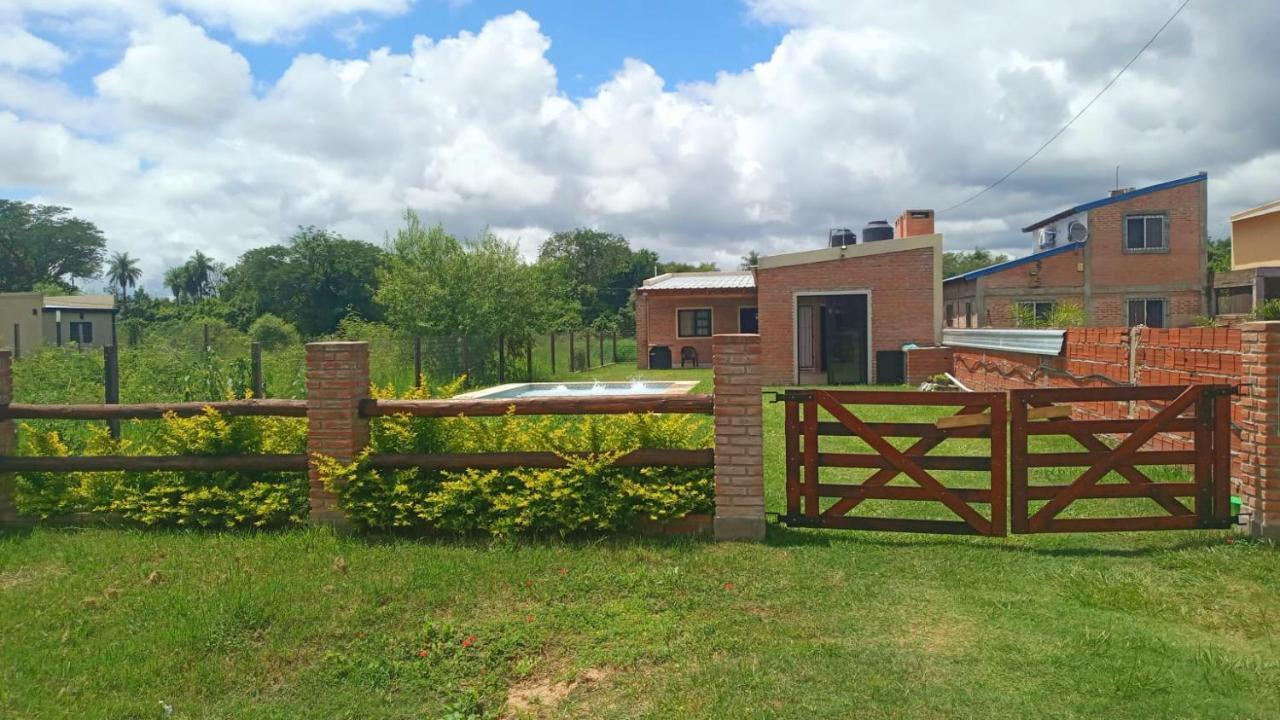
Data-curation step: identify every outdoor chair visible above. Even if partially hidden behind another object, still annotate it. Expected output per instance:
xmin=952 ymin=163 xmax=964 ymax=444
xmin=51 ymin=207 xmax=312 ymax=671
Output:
xmin=680 ymin=346 xmax=698 ymax=367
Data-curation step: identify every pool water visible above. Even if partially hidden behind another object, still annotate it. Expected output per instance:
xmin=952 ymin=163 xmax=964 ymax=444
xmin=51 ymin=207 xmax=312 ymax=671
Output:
xmin=461 ymin=381 xmax=693 ymax=399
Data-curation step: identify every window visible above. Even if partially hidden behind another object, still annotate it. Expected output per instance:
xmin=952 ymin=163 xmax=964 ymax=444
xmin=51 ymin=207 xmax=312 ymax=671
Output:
xmin=677 ymin=309 xmax=712 ymax=337
xmin=965 ymin=302 xmax=973 ymax=328
xmin=69 ymin=321 xmax=93 ymax=344
xmin=1127 ymin=298 xmax=1166 ymax=328
xmin=1015 ymin=300 xmax=1055 ymax=326
xmin=1215 ymin=286 xmax=1252 ymax=316
xmin=1125 ymin=214 xmax=1167 ymax=252
xmin=945 ymin=303 xmax=955 ymax=327
xmin=738 ymin=307 xmax=758 ymax=333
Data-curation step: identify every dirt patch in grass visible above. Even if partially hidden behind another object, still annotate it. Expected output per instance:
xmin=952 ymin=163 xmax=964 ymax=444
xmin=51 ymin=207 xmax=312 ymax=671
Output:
xmin=891 ymin=613 xmax=976 ymax=658
xmin=0 ymin=562 xmax=67 ymax=591
xmin=504 ymin=667 xmax=611 ymax=719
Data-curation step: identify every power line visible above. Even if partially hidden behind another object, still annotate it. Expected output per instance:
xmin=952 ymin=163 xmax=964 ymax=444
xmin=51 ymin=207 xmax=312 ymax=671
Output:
xmin=938 ymin=0 xmax=1193 ymax=215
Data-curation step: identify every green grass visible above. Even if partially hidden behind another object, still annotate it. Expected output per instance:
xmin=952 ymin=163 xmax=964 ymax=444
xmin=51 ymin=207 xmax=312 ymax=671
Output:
xmin=2 ymin=366 xmax=1279 ymax=719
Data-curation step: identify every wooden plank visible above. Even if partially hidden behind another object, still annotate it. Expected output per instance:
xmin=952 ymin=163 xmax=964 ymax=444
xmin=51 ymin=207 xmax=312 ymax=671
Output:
xmin=818 ymin=453 xmax=990 ymax=471
xmin=935 ymin=413 xmax=992 ymax=429
xmin=0 ymin=454 xmax=308 ymax=472
xmin=1025 ymin=450 xmax=1198 ymax=467
xmin=1027 ymin=418 xmax=1199 ymax=435
xmin=815 ymin=391 xmax=992 ymax=534
xmin=790 ymin=515 xmax=982 ymax=535
xmin=820 ymin=404 xmax=991 ymax=518
xmin=1023 ymin=483 xmax=1200 ymax=500
xmin=1212 ymin=393 xmax=1233 ymax=527
xmin=1195 ymin=394 xmax=1213 ymax=528
xmin=989 ymin=392 xmax=1008 ymax=537
xmin=803 ymin=397 xmax=819 ymax=518
xmin=1009 ymin=395 xmax=1030 ymax=534
xmin=363 ymin=394 xmax=715 ymax=418
xmin=1013 ymin=385 xmax=1188 ymax=404
xmin=1027 ymin=386 xmax=1202 ymax=531
xmin=784 ymin=399 xmax=801 ymax=518
xmin=1038 ymin=515 xmax=1200 ymax=533
xmin=0 ymin=399 xmax=308 ymax=420
xmin=815 ymin=484 xmax=993 ymax=503
xmin=817 ymin=421 xmax=990 ymax=439
xmin=818 ymin=390 xmax=1005 ymax=406
xmin=1026 ymin=405 xmax=1072 ymax=421
xmin=368 ymin=448 xmax=714 ymax=470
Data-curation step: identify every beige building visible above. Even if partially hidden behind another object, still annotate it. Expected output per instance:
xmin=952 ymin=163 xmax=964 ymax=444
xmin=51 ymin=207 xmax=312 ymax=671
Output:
xmin=1211 ymin=200 xmax=1280 ymax=316
xmin=0 ymin=293 xmax=117 ymax=356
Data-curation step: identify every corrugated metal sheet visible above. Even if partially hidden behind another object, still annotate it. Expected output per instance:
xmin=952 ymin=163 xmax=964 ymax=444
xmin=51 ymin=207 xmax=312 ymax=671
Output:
xmin=642 ymin=272 xmax=755 ymax=290
xmin=942 ymin=328 xmax=1065 ymax=356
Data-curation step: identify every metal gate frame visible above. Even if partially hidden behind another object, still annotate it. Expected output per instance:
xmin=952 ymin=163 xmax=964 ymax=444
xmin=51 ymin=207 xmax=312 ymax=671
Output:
xmin=779 ymin=389 xmax=1007 ymax=536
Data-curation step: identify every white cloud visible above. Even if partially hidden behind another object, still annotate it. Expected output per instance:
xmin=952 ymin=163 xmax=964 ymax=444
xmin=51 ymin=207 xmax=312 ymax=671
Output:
xmin=0 ymin=25 xmax=69 ymax=72
xmin=4 ymin=1 xmax=1280 ymax=290
xmin=94 ymin=15 xmax=251 ymax=125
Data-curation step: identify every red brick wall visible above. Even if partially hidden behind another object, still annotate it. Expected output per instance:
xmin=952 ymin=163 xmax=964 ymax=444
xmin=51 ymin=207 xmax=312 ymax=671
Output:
xmin=634 ymin=288 xmax=756 ymax=369
xmin=755 ymin=246 xmax=937 ymax=385
xmin=906 ymin=346 xmax=954 ymax=384
xmin=0 ymin=349 xmax=17 ymax=526
xmin=712 ymin=334 xmax=765 ymax=541
xmin=1088 ymin=181 xmax=1205 ymax=296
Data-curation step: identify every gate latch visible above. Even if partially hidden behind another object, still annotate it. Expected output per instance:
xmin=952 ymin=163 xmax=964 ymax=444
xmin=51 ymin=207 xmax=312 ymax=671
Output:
xmin=769 ymin=389 xmax=814 ymax=404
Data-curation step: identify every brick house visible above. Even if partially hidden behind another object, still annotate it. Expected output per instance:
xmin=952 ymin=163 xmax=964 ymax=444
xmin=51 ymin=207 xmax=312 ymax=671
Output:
xmin=635 ymin=211 xmax=943 ymax=385
xmin=944 ymin=172 xmax=1209 ymax=329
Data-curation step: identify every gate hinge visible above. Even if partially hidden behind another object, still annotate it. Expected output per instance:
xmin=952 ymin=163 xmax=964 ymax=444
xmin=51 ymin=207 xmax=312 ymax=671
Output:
xmin=1203 ymin=384 xmax=1240 ymax=399
xmin=769 ymin=389 xmax=814 ymax=404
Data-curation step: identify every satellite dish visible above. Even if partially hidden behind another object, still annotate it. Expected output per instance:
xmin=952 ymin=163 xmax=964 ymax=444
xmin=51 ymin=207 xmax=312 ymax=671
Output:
xmin=1067 ymin=220 xmax=1088 ymax=243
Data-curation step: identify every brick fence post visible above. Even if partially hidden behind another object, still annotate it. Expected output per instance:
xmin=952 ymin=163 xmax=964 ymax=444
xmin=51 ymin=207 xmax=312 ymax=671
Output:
xmin=0 ymin=349 xmax=20 ymax=526
xmin=1238 ymin=322 xmax=1280 ymax=539
xmin=712 ymin=333 xmax=765 ymax=541
xmin=305 ymin=341 xmax=370 ymax=526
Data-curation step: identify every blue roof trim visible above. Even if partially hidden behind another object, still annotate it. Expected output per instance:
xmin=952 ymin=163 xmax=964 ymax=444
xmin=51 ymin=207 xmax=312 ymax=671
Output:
xmin=1020 ymin=172 xmax=1207 ymax=233
xmin=943 ymin=242 xmax=1079 ymax=283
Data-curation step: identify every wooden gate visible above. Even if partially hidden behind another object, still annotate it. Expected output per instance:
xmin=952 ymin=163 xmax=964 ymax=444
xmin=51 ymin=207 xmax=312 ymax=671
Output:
xmin=779 ymin=389 xmax=1007 ymax=536
xmin=1009 ymin=385 xmax=1234 ymax=533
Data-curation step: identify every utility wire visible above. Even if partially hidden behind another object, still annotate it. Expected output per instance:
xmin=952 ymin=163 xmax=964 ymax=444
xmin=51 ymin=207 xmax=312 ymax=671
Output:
xmin=938 ymin=0 xmax=1192 ymax=215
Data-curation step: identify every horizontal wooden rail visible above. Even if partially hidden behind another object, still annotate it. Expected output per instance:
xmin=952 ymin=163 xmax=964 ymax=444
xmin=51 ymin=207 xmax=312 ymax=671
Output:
xmin=362 ymin=394 xmax=715 ymax=418
xmin=814 ymin=483 xmax=993 ymax=503
xmin=784 ymin=515 xmax=982 ymax=535
xmin=1023 ymin=482 xmax=1199 ymax=500
xmin=1028 ymin=418 xmax=1199 ymax=435
xmin=0 ymin=399 xmax=307 ymax=421
xmin=817 ymin=453 xmax=991 ymax=471
xmin=1013 ymin=385 xmax=1230 ymax=405
xmin=804 ymin=390 xmax=1004 ymax=407
xmin=0 ymin=454 xmax=308 ymax=472
xmin=1025 ymin=450 xmax=1197 ymax=467
xmin=816 ymin=421 xmax=991 ymax=440
xmin=368 ymin=448 xmax=714 ymax=470
xmin=1034 ymin=515 xmax=1200 ymax=533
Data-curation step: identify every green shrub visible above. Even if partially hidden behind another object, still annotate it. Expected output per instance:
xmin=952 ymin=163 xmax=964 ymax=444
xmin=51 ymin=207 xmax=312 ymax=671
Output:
xmin=1253 ymin=299 xmax=1280 ymax=321
xmin=1192 ymin=314 xmax=1220 ymax=328
xmin=13 ymin=408 xmax=308 ymax=528
xmin=248 ymin=313 xmax=301 ymax=350
xmin=318 ymin=383 xmax=715 ymax=537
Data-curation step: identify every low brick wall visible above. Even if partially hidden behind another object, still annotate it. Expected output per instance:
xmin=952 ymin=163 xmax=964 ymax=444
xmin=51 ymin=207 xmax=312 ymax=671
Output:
xmin=905 ymin=346 xmax=954 ymax=385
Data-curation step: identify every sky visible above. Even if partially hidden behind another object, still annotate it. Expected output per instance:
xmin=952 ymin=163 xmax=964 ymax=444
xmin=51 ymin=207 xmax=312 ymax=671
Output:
xmin=2 ymin=0 xmax=1279 ymax=293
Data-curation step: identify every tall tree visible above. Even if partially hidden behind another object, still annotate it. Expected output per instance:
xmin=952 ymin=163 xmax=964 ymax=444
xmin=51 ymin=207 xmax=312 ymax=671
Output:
xmin=1208 ymin=237 xmax=1231 ymax=273
xmin=536 ymin=229 xmax=638 ymax=326
xmin=105 ymin=251 xmax=142 ymax=312
xmin=0 ymin=200 xmax=107 ymax=292
xmin=943 ymin=248 xmax=1010 ymax=278
xmin=739 ymin=250 xmax=761 ymax=270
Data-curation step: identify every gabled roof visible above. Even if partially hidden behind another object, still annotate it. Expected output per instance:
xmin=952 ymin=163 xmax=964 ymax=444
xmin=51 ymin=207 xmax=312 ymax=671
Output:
xmin=943 ymin=242 xmax=1079 ymax=283
xmin=1021 ymin=172 xmax=1207 ymax=233
xmin=640 ymin=271 xmax=755 ymax=291
xmin=1231 ymin=198 xmax=1280 ymax=223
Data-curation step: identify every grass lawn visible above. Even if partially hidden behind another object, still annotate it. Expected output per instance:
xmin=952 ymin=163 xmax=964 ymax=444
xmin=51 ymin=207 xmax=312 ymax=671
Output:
xmin=2 ymin=367 xmax=1279 ymax=719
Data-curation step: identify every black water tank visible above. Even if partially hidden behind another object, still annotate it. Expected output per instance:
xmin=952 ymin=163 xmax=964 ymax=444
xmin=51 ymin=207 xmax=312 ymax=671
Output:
xmin=828 ymin=228 xmax=856 ymax=248
xmin=863 ymin=220 xmax=894 ymax=242
xmin=648 ymin=346 xmax=672 ymax=370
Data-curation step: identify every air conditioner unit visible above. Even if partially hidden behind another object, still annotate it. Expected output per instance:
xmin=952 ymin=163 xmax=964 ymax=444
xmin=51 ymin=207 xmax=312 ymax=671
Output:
xmin=1038 ymin=227 xmax=1057 ymax=249
xmin=1067 ymin=220 xmax=1089 ymax=243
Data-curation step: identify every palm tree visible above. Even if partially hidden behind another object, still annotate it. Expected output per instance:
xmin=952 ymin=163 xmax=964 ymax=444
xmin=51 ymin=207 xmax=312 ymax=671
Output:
xmin=185 ymin=251 xmax=216 ymax=299
xmin=105 ymin=251 xmax=142 ymax=312
xmin=164 ymin=266 xmax=189 ymax=302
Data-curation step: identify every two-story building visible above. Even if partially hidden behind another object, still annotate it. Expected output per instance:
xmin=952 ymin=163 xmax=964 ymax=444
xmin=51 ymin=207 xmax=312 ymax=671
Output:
xmin=1211 ymin=199 xmax=1280 ymax=317
xmin=944 ymin=172 xmax=1209 ymax=328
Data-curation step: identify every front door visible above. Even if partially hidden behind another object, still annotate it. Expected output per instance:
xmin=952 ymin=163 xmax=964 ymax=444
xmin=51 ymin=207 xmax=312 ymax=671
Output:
xmin=824 ymin=294 xmax=867 ymax=385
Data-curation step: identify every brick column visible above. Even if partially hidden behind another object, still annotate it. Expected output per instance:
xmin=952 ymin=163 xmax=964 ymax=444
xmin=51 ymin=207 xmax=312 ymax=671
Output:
xmin=0 ymin=349 xmax=20 ymax=526
xmin=305 ymin=341 xmax=370 ymax=526
xmin=1238 ymin=322 xmax=1280 ymax=539
xmin=712 ymin=333 xmax=765 ymax=541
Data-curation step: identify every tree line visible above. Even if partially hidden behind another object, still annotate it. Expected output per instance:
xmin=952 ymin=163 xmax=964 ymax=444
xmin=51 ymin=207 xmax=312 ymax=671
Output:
xmin=1 ymin=200 xmax=739 ymax=342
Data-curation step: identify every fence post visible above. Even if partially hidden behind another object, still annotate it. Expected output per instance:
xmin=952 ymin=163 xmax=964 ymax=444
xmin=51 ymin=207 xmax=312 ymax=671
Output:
xmin=569 ymin=332 xmax=576 ymax=372
xmin=250 ymin=342 xmax=264 ymax=399
xmin=711 ymin=333 xmax=765 ymax=541
xmin=1238 ymin=322 xmax=1280 ymax=539
xmin=549 ymin=332 xmax=556 ymax=375
xmin=413 ymin=336 xmax=423 ymax=389
xmin=0 ymin=349 xmax=22 ymax=527
xmin=585 ymin=330 xmax=592 ymax=369
xmin=11 ymin=324 xmax=18 ymax=360
xmin=104 ymin=344 xmax=121 ymax=439
xmin=599 ymin=332 xmax=605 ymax=366
xmin=305 ymin=341 xmax=369 ymax=526
xmin=612 ymin=331 xmax=618 ymax=363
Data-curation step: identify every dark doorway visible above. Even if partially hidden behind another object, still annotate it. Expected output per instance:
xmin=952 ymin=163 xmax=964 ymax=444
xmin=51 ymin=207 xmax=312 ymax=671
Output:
xmin=824 ymin=294 xmax=868 ymax=385
xmin=738 ymin=307 xmax=759 ymax=333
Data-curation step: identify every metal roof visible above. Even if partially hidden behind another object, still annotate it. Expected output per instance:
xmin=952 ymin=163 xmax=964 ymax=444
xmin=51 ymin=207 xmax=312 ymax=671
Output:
xmin=1021 ymin=172 xmax=1207 ymax=233
xmin=942 ymin=328 xmax=1065 ymax=356
xmin=42 ymin=295 xmax=116 ymax=311
xmin=943 ymin=242 xmax=1079 ymax=283
xmin=640 ymin=272 xmax=755 ymax=291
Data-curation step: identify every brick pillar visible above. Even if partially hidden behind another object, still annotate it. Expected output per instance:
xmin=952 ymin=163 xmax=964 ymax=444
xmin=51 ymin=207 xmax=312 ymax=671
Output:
xmin=712 ymin=333 xmax=765 ymax=541
xmin=305 ymin=341 xmax=370 ymax=526
xmin=0 ymin=349 xmax=19 ymax=526
xmin=1238 ymin=322 xmax=1280 ymax=539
